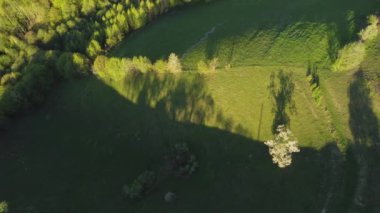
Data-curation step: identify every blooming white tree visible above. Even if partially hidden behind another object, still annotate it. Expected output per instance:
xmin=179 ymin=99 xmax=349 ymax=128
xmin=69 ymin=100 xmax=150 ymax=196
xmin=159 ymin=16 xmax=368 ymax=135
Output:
xmin=167 ymin=53 xmax=182 ymax=73
xmin=265 ymin=125 xmax=300 ymax=168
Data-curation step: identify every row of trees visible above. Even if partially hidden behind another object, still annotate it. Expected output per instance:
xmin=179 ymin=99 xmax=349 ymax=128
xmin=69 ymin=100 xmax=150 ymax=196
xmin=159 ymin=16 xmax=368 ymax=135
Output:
xmin=93 ymin=53 xmax=183 ymax=81
xmin=0 ymin=0 xmax=205 ymax=117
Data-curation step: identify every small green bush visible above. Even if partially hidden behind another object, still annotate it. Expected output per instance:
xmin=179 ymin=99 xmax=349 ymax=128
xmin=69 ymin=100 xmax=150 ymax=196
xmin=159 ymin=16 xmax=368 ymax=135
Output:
xmin=197 ymin=60 xmax=209 ymax=73
xmin=131 ymin=56 xmax=152 ymax=73
xmin=153 ymin=59 xmax=168 ymax=73
xmin=86 ymin=39 xmax=103 ymax=58
xmin=0 ymin=201 xmax=8 ymax=213
xmin=56 ymin=53 xmax=90 ymax=79
xmin=123 ymin=171 xmax=156 ymax=200
xmin=368 ymin=14 xmax=379 ymax=26
xmin=359 ymin=24 xmax=378 ymax=42
xmin=331 ymin=42 xmax=366 ymax=72
xmin=197 ymin=58 xmax=219 ymax=73
xmin=165 ymin=143 xmax=198 ymax=177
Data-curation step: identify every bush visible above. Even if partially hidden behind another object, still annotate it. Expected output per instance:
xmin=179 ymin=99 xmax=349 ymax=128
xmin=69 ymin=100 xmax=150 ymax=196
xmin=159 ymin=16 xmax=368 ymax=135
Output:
xmin=164 ymin=143 xmax=198 ymax=177
xmin=0 ymin=201 xmax=7 ymax=213
xmin=56 ymin=52 xmax=90 ymax=79
xmin=331 ymin=41 xmax=366 ymax=72
xmin=0 ymin=63 xmax=55 ymax=116
xmin=359 ymin=24 xmax=378 ymax=42
xmin=153 ymin=59 xmax=168 ymax=73
xmin=197 ymin=58 xmax=219 ymax=73
xmin=197 ymin=60 xmax=209 ymax=73
xmin=122 ymin=171 xmax=156 ymax=200
xmin=86 ymin=39 xmax=103 ymax=58
xmin=131 ymin=56 xmax=152 ymax=73
xmin=167 ymin=53 xmax=182 ymax=73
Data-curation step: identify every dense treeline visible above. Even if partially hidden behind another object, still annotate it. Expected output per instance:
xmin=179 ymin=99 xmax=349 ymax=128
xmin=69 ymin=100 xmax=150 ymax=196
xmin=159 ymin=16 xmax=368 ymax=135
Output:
xmin=0 ymin=0 xmax=204 ymax=117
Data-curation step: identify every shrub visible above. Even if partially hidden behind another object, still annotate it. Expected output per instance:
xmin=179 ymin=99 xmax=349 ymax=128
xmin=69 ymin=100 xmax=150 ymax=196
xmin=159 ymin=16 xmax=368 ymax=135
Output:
xmin=56 ymin=53 xmax=90 ymax=79
xmin=1 ymin=72 xmax=21 ymax=86
xmin=197 ymin=58 xmax=219 ymax=73
xmin=153 ymin=59 xmax=168 ymax=73
xmin=359 ymin=24 xmax=378 ymax=42
xmin=86 ymin=39 xmax=103 ymax=58
xmin=265 ymin=125 xmax=300 ymax=168
xmin=131 ymin=56 xmax=152 ymax=73
xmin=0 ymin=63 xmax=55 ymax=116
xmin=164 ymin=143 xmax=198 ymax=177
xmin=122 ymin=171 xmax=156 ymax=200
xmin=331 ymin=41 xmax=366 ymax=72
xmin=368 ymin=14 xmax=379 ymax=26
xmin=167 ymin=53 xmax=182 ymax=73
xmin=197 ymin=60 xmax=209 ymax=73
xmin=0 ymin=201 xmax=7 ymax=213
xmin=208 ymin=57 xmax=218 ymax=72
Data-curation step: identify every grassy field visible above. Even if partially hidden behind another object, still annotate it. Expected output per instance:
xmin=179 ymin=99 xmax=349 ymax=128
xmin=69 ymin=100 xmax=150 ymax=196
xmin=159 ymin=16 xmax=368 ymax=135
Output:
xmin=0 ymin=72 xmax=340 ymax=212
xmin=1 ymin=0 xmax=380 ymax=212
xmin=112 ymin=0 xmax=378 ymax=69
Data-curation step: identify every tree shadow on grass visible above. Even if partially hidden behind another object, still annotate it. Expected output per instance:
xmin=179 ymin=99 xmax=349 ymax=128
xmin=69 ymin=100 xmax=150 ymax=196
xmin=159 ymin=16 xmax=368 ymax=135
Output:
xmin=122 ymin=71 xmax=249 ymax=135
xmin=348 ymin=70 xmax=380 ymax=212
xmin=268 ymin=70 xmax=296 ymax=133
xmin=349 ymin=71 xmax=379 ymax=146
xmin=0 ymin=75 xmax=350 ymax=213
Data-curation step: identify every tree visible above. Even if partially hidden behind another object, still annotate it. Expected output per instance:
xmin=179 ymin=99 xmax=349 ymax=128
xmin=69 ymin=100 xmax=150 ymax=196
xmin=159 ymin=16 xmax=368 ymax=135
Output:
xmin=264 ymin=125 xmax=300 ymax=168
xmin=86 ymin=39 xmax=102 ymax=58
xmin=167 ymin=53 xmax=182 ymax=73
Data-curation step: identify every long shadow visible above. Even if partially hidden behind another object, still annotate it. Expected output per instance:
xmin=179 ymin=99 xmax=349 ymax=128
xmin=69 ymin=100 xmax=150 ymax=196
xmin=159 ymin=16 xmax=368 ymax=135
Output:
xmin=122 ymin=71 xmax=250 ymax=135
xmin=268 ymin=70 xmax=296 ymax=133
xmin=0 ymin=75 xmax=348 ymax=213
xmin=348 ymin=70 xmax=380 ymax=212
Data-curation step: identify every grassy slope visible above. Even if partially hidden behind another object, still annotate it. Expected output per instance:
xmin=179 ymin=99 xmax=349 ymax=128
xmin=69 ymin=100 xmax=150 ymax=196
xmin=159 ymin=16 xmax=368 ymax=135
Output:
xmin=0 ymin=75 xmax=334 ymax=212
xmin=112 ymin=0 xmax=377 ymax=69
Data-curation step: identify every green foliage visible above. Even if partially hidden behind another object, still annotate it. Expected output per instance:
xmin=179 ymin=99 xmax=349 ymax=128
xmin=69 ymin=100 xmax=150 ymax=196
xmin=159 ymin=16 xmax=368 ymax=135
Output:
xmin=0 ymin=63 xmax=55 ymax=116
xmin=367 ymin=14 xmax=379 ymax=26
xmin=86 ymin=39 xmax=103 ymax=58
xmin=358 ymin=15 xmax=379 ymax=42
xmin=56 ymin=52 xmax=90 ymax=79
xmin=131 ymin=56 xmax=153 ymax=73
xmin=0 ymin=201 xmax=7 ymax=213
xmin=127 ymin=5 xmax=147 ymax=30
xmin=1 ymin=72 xmax=21 ymax=86
xmin=197 ymin=58 xmax=219 ymax=73
xmin=122 ymin=171 xmax=156 ymax=200
xmin=332 ymin=42 xmax=366 ymax=72
xmin=165 ymin=143 xmax=199 ymax=177
xmin=197 ymin=60 xmax=209 ymax=73
xmin=93 ymin=55 xmax=154 ymax=81
xmin=153 ymin=59 xmax=168 ymax=73
xmin=167 ymin=53 xmax=182 ymax=73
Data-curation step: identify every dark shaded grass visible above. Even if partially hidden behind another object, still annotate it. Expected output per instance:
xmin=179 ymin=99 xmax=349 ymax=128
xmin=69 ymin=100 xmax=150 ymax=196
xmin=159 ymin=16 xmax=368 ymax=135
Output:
xmin=0 ymin=76 xmax=342 ymax=213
